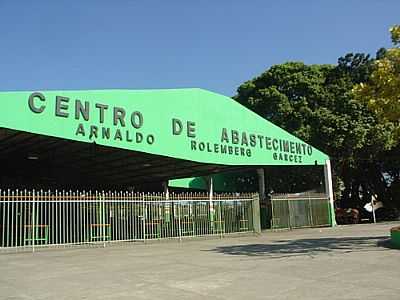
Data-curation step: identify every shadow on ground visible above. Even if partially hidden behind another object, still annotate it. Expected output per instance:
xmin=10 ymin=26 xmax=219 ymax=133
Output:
xmin=208 ymin=236 xmax=391 ymax=259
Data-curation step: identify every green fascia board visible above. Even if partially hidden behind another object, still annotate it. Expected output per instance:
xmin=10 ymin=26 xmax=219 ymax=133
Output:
xmin=169 ymin=177 xmax=208 ymax=191
xmin=0 ymin=88 xmax=329 ymax=166
xmin=169 ymin=173 xmax=242 ymax=192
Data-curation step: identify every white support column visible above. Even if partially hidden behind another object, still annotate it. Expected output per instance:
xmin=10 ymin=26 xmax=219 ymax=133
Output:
xmin=162 ymin=182 xmax=169 ymax=200
xmin=162 ymin=181 xmax=171 ymax=223
xmin=207 ymin=177 xmax=215 ymax=229
xmin=324 ymin=159 xmax=337 ymax=227
xmin=208 ymin=176 xmax=213 ymax=201
xmin=370 ymin=195 xmax=377 ymax=224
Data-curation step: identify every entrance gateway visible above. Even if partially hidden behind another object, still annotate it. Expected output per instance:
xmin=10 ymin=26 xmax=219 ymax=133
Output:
xmin=0 ymin=89 xmax=335 ymax=251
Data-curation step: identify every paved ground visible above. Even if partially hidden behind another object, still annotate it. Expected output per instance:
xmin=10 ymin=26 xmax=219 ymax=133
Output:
xmin=0 ymin=222 xmax=399 ymax=300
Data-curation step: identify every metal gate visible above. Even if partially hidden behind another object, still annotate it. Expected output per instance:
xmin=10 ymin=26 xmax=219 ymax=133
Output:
xmin=271 ymin=193 xmax=331 ymax=229
xmin=0 ymin=189 xmax=259 ymax=252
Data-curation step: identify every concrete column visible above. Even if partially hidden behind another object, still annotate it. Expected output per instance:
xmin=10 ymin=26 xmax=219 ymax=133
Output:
xmin=324 ymin=159 xmax=337 ymax=227
xmin=252 ymin=194 xmax=261 ymax=234
xmin=257 ymin=168 xmax=269 ymax=229
xmin=208 ymin=176 xmax=213 ymax=201
xmin=207 ymin=176 xmax=215 ymax=227
xmin=162 ymin=181 xmax=171 ymax=223
xmin=256 ymin=168 xmax=266 ymax=201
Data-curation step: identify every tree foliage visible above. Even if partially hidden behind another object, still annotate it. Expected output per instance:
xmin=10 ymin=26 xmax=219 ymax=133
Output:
xmin=390 ymin=25 xmax=400 ymax=45
xmin=353 ymin=25 xmax=400 ymax=136
xmin=233 ymin=53 xmax=398 ymax=211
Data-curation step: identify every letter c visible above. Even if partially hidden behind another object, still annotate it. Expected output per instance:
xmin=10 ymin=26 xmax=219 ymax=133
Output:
xmin=28 ymin=92 xmax=46 ymax=113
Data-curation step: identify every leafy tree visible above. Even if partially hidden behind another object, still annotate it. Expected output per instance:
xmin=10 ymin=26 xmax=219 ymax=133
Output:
xmin=390 ymin=25 xmax=400 ymax=45
xmin=353 ymin=25 xmax=400 ymax=136
xmin=234 ymin=56 xmax=397 ymax=211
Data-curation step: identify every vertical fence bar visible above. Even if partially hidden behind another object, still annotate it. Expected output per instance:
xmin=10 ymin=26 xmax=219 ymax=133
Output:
xmin=40 ymin=190 xmax=43 ymax=247
xmin=111 ymin=191 xmax=115 ymax=242
xmin=50 ymin=190 xmax=53 ymax=246
xmin=129 ymin=191 xmax=133 ymax=241
xmin=62 ymin=190 xmax=65 ymax=246
xmin=65 ymin=190 xmax=69 ymax=246
xmin=55 ymin=190 xmax=59 ymax=246
xmin=123 ymin=191 xmax=126 ymax=242
xmin=102 ymin=191 xmax=105 ymax=248
xmin=86 ymin=191 xmax=90 ymax=245
xmin=11 ymin=190 xmax=15 ymax=248
xmin=124 ymin=191 xmax=127 ymax=242
xmin=142 ymin=193 xmax=145 ymax=243
xmin=115 ymin=191 xmax=119 ymax=242
xmin=60 ymin=190 xmax=63 ymax=246
xmin=120 ymin=191 xmax=122 ymax=242
xmin=24 ymin=191 xmax=29 ymax=249
xmin=81 ymin=191 xmax=84 ymax=245
xmin=177 ymin=194 xmax=182 ymax=241
xmin=32 ymin=190 xmax=36 ymax=253
xmin=74 ymin=190 xmax=78 ymax=244
xmin=219 ymin=195 xmax=223 ymax=238
xmin=309 ymin=195 xmax=314 ymax=227
xmin=1 ymin=190 xmax=4 ymax=249
xmin=70 ymin=190 xmax=74 ymax=245
xmin=18 ymin=190 xmax=21 ymax=249
xmin=6 ymin=190 xmax=10 ymax=248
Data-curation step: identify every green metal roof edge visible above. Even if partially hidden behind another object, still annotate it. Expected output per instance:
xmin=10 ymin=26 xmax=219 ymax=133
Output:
xmin=0 ymin=88 xmax=329 ymax=166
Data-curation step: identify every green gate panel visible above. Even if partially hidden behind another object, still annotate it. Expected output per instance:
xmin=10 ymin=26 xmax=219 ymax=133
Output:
xmin=272 ymin=197 xmax=331 ymax=229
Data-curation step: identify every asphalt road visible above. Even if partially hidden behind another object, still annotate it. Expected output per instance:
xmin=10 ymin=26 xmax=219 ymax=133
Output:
xmin=1 ymin=222 xmax=399 ymax=300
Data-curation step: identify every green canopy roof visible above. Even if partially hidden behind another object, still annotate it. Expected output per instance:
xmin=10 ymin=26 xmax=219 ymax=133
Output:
xmin=0 ymin=88 xmax=328 ymax=167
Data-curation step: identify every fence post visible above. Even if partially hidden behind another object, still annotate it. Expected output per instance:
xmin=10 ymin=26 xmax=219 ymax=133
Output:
xmin=6 ymin=189 xmax=10 ymax=249
xmin=1 ymin=190 xmax=4 ymax=249
xmin=252 ymin=194 xmax=261 ymax=234
xmin=177 ymin=194 xmax=182 ymax=241
xmin=308 ymin=194 xmax=314 ymax=227
xmin=142 ymin=193 xmax=146 ymax=243
xmin=102 ymin=191 xmax=106 ymax=248
xmin=207 ymin=177 xmax=214 ymax=233
xmin=32 ymin=190 xmax=36 ymax=253
xmin=163 ymin=183 xmax=170 ymax=223
xmin=218 ymin=195 xmax=223 ymax=238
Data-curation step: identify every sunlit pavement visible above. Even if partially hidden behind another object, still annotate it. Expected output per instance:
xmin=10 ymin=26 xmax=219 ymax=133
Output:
xmin=1 ymin=222 xmax=399 ymax=300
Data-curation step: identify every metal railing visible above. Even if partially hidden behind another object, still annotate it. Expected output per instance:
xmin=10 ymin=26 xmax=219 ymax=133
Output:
xmin=271 ymin=193 xmax=331 ymax=229
xmin=0 ymin=189 xmax=258 ymax=252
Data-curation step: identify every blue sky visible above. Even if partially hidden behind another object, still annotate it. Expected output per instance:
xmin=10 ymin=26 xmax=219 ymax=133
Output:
xmin=0 ymin=1 xmax=398 ymax=96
